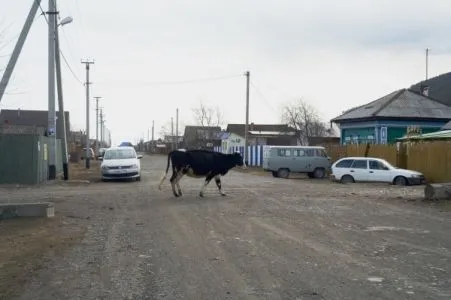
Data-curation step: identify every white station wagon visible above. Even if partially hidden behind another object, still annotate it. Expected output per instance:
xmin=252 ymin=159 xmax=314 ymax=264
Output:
xmin=330 ymin=156 xmax=425 ymax=186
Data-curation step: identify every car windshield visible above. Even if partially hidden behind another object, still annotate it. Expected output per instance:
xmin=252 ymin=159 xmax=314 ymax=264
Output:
xmin=104 ymin=149 xmax=136 ymax=160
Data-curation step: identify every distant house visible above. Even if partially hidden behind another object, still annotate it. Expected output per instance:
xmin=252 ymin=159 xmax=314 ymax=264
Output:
xmin=331 ymin=89 xmax=451 ymax=144
xmin=307 ymin=136 xmax=340 ymax=146
xmin=0 ymin=109 xmax=70 ymax=140
xmin=221 ymin=123 xmax=298 ymax=153
xmin=183 ymin=125 xmax=222 ymax=150
xmin=410 ymin=71 xmax=451 ymax=107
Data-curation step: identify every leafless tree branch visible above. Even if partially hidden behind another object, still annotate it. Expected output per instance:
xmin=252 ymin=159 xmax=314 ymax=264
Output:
xmin=281 ymin=98 xmax=332 ymax=145
xmin=192 ymin=100 xmax=225 ymax=127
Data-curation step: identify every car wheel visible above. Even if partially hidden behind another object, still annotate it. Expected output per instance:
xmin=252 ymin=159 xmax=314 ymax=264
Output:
xmin=394 ymin=176 xmax=408 ymax=186
xmin=277 ymin=168 xmax=290 ymax=179
xmin=313 ymin=168 xmax=326 ymax=179
xmin=307 ymin=172 xmax=314 ymax=178
xmin=340 ymin=175 xmax=355 ymax=184
xmin=272 ymin=171 xmax=278 ymax=178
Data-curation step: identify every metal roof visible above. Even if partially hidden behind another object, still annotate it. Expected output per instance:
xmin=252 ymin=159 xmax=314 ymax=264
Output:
xmin=331 ymin=89 xmax=451 ymax=123
xmin=397 ymin=129 xmax=451 ymax=141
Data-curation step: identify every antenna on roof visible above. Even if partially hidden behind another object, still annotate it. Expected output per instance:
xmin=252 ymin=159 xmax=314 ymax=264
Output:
xmin=426 ymin=48 xmax=430 ymax=81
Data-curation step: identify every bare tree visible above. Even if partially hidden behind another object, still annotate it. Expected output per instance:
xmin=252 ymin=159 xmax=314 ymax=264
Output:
xmin=192 ymin=100 xmax=225 ymax=127
xmin=158 ymin=120 xmax=186 ymax=140
xmin=281 ymin=98 xmax=332 ymax=145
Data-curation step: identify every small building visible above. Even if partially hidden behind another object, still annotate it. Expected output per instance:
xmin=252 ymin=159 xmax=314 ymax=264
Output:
xmin=331 ymin=88 xmax=451 ymax=144
xmin=183 ymin=125 xmax=222 ymax=150
xmin=221 ymin=123 xmax=298 ymax=153
xmin=0 ymin=109 xmax=70 ymax=140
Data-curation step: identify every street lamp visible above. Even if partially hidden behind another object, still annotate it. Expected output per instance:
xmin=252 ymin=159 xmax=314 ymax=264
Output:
xmin=55 ymin=14 xmax=73 ymax=180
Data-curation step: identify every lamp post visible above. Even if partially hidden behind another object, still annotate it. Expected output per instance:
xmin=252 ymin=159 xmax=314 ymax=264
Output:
xmin=55 ymin=15 xmax=73 ymax=180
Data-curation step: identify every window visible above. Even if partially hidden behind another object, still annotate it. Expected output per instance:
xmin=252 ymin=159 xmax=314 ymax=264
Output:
xmin=294 ymin=149 xmax=305 ymax=157
xmin=316 ymin=149 xmax=328 ymax=157
xmin=104 ymin=148 xmax=137 ymax=160
xmin=277 ymin=149 xmax=291 ymax=156
xmin=351 ymin=160 xmax=368 ymax=169
xmin=369 ymin=160 xmax=388 ymax=170
xmin=305 ymin=149 xmax=315 ymax=157
xmin=335 ymin=159 xmax=354 ymax=168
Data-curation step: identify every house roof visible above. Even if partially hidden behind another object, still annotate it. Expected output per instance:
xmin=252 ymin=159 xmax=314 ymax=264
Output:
xmin=410 ymin=71 xmax=451 ymax=107
xmin=397 ymin=129 xmax=451 ymax=141
xmin=226 ymin=123 xmax=295 ymax=137
xmin=0 ymin=109 xmax=70 ymax=130
xmin=183 ymin=125 xmax=222 ymax=139
xmin=331 ymin=88 xmax=451 ymax=123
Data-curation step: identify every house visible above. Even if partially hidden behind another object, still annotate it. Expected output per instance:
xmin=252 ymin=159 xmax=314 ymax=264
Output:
xmin=221 ymin=123 xmax=298 ymax=153
xmin=410 ymin=71 xmax=451 ymax=107
xmin=0 ymin=109 xmax=70 ymax=140
xmin=330 ymin=88 xmax=451 ymax=144
xmin=307 ymin=136 xmax=340 ymax=146
xmin=183 ymin=125 xmax=222 ymax=150
xmin=163 ymin=135 xmax=184 ymax=145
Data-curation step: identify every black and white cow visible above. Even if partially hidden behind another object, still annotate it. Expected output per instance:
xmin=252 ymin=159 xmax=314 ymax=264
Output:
xmin=158 ymin=149 xmax=244 ymax=197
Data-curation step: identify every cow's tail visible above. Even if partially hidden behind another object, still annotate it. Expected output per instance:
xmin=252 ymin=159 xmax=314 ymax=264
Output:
xmin=158 ymin=151 xmax=172 ymax=190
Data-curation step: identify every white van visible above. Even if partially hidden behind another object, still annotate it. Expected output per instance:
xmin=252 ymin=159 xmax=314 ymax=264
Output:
xmin=262 ymin=145 xmax=331 ymax=179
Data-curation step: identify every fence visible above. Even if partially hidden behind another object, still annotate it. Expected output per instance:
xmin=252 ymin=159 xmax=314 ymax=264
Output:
xmin=325 ymin=141 xmax=451 ymax=183
xmin=213 ymin=145 xmax=265 ymax=167
xmin=0 ymin=134 xmax=62 ymax=184
xmin=214 ymin=142 xmax=451 ymax=183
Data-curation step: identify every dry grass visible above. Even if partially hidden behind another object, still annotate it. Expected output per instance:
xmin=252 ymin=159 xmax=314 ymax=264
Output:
xmin=68 ymin=159 xmax=102 ymax=182
xmin=0 ymin=216 xmax=86 ymax=299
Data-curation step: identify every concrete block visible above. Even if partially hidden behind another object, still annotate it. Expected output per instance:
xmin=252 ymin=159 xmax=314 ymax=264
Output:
xmin=0 ymin=202 xmax=55 ymax=220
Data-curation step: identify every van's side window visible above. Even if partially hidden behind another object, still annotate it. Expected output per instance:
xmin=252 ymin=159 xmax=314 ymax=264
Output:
xmin=277 ymin=149 xmax=291 ymax=156
xmin=316 ymin=149 xmax=328 ymax=157
xmin=294 ymin=149 xmax=305 ymax=157
xmin=305 ymin=149 xmax=315 ymax=157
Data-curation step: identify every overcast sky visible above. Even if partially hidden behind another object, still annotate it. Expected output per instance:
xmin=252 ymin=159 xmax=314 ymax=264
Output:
xmin=2 ymin=0 xmax=451 ymax=145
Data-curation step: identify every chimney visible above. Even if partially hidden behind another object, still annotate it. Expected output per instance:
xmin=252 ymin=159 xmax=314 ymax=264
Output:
xmin=422 ymin=85 xmax=429 ymax=97
xmin=17 ymin=108 xmax=20 ymax=117
xmin=250 ymin=122 xmax=254 ymax=131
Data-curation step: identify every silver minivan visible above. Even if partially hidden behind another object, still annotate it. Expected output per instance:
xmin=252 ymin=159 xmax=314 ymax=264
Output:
xmin=262 ymin=145 xmax=331 ymax=179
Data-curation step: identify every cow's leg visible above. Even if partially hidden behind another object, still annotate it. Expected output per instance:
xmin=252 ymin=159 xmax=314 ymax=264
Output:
xmin=169 ymin=168 xmax=180 ymax=197
xmin=175 ymin=171 xmax=185 ymax=196
xmin=214 ymin=175 xmax=226 ymax=196
xmin=199 ymin=173 xmax=215 ymax=198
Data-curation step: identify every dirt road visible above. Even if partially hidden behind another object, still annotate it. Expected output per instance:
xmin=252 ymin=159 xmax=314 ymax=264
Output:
xmin=1 ymin=154 xmax=451 ymax=299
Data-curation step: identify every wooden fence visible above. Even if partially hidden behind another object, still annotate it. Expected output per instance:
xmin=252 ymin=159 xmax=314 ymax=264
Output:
xmin=325 ymin=141 xmax=451 ymax=183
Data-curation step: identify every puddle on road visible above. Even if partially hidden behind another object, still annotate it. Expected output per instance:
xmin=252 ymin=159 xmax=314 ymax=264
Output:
xmin=363 ymin=226 xmax=430 ymax=234
xmin=367 ymin=277 xmax=384 ymax=283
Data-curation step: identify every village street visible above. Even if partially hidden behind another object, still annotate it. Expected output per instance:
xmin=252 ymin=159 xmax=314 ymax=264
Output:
xmin=1 ymin=154 xmax=451 ymax=300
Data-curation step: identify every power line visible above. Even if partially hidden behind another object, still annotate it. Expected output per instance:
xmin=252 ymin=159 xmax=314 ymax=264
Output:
xmin=250 ymin=80 xmax=276 ymax=111
xmin=95 ymin=74 xmax=242 ymax=87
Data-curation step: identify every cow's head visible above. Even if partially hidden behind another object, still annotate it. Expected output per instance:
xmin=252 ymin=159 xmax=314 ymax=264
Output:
xmin=231 ymin=152 xmax=244 ymax=167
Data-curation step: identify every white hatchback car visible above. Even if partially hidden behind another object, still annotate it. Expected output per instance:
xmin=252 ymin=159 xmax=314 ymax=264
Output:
xmin=330 ymin=156 xmax=425 ymax=186
xmin=100 ymin=146 xmax=143 ymax=181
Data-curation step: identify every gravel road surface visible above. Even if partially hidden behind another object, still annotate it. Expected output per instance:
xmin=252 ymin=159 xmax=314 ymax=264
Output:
xmin=1 ymin=154 xmax=450 ymax=300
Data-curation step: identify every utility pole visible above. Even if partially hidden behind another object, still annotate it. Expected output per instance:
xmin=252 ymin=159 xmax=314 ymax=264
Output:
xmin=426 ymin=48 xmax=430 ymax=81
xmin=81 ymin=59 xmax=94 ymax=169
xmin=176 ymin=108 xmax=179 ymax=149
xmin=94 ymin=96 xmax=101 ymax=156
xmin=171 ymin=117 xmax=174 ymax=151
xmin=152 ymin=120 xmax=155 ymax=141
xmin=100 ymin=108 xmax=104 ymax=146
xmin=54 ymin=3 xmax=69 ymax=180
xmin=47 ymin=0 xmax=58 ymax=180
xmin=244 ymin=70 xmax=250 ymax=167
xmin=0 ymin=0 xmax=41 ymax=103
